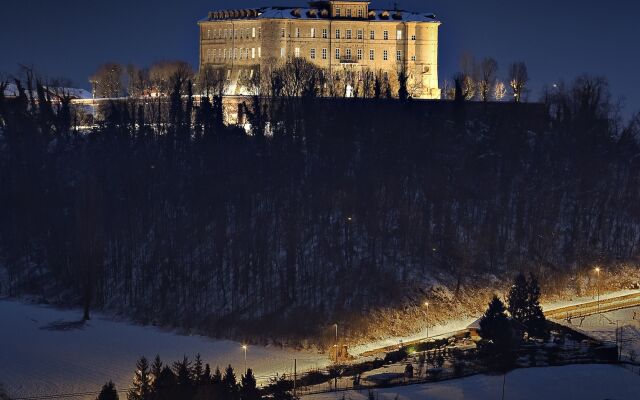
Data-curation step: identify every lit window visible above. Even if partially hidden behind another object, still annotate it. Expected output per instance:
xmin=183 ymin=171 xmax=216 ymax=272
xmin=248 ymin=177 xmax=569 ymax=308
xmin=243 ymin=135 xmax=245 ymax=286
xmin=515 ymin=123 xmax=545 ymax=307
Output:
xmin=335 ymin=29 xmax=340 ymax=39
xmin=396 ymin=30 xmax=402 ymax=40
xmin=239 ymin=47 xmax=243 ymax=59
xmin=370 ymin=30 xmax=375 ymax=40
xmin=383 ymin=30 xmax=388 ymax=40
xmin=311 ymin=27 xmax=316 ymax=38
xmin=369 ymin=49 xmax=374 ymax=60
xmin=281 ymin=48 xmax=285 ymax=58
xmin=383 ymin=50 xmax=388 ymax=60
xmin=252 ymin=48 xmax=256 ymax=59
xmin=322 ymin=48 xmax=327 ymax=59
xmin=336 ymin=8 xmax=341 ymax=17
xmin=346 ymin=29 xmax=352 ymax=39
xmin=258 ymin=47 xmax=261 ymax=57
xmin=335 ymin=48 xmax=340 ymax=59
xmin=357 ymin=49 xmax=362 ymax=60
xmin=295 ymin=47 xmax=301 ymax=57
xmin=252 ymin=27 xmax=256 ymax=38
xmin=207 ymin=29 xmax=211 ymax=39
xmin=357 ymin=30 xmax=363 ymax=39
xmin=311 ymin=48 xmax=316 ymax=59
xmin=396 ymin=50 xmax=402 ymax=61
xmin=345 ymin=48 xmax=351 ymax=60
xmin=322 ymin=28 xmax=328 ymax=38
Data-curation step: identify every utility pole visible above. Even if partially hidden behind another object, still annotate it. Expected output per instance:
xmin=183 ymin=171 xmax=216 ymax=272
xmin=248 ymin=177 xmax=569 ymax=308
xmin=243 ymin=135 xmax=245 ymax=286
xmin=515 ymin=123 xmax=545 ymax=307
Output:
xmin=293 ymin=358 xmax=297 ymax=398
xmin=334 ymin=323 xmax=338 ymax=391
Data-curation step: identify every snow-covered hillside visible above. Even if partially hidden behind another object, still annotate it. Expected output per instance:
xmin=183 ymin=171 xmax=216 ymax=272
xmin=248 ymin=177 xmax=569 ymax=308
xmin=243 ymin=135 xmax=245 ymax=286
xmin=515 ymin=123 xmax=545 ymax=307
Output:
xmin=0 ymin=300 xmax=330 ymax=398
xmin=305 ymin=364 xmax=640 ymax=400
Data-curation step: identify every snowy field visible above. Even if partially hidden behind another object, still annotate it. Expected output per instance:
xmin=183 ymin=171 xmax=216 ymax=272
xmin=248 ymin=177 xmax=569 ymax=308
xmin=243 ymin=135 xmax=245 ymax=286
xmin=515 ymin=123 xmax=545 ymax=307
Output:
xmin=0 ymin=300 xmax=330 ymax=398
xmin=305 ymin=364 xmax=640 ymax=400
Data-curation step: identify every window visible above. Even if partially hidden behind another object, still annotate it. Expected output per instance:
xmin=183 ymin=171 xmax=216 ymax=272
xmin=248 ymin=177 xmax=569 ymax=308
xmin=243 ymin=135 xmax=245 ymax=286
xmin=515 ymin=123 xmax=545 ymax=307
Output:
xmin=322 ymin=48 xmax=327 ymax=59
xmin=345 ymin=48 xmax=351 ymax=60
xmin=411 ymin=34 xmax=416 ymax=40
xmin=281 ymin=48 xmax=285 ymax=58
xmin=252 ymin=27 xmax=256 ymax=38
xmin=411 ymin=55 xmax=416 ymax=61
xmin=258 ymin=28 xmax=262 ymax=38
xmin=335 ymin=48 xmax=340 ymax=59
xmin=335 ymin=29 xmax=340 ymax=39
xmin=357 ymin=49 xmax=362 ymax=60
xmin=224 ymin=49 xmax=227 ymax=59
xmin=383 ymin=30 xmax=389 ymax=40
xmin=239 ymin=48 xmax=243 ymax=59
xmin=322 ymin=28 xmax=328 ymax=38
xmin=207 ymin=29 xmax=211 ymax=39
xmin=294 ymin=47 xmax=300 ymax=57
xmin=311 ymin=48 xmax=316 ymax=59
xmin=383 ymin=50 xmax=388 ymax=60
xmin=396 ymin=50 xmax=402 ymax=61
xmin=296 ymin=28 xmax=300 ymax=38
xmin=234 ymin=48 xmax=237 ymax=59
xmin=258 ymin=47 xmax=261 ymax=57
xmin=224 ymin=29 xmax=228 ymax=38
xmin=336 ymin=8 xmax=341 ymax=17
xmin=346 ymin=9 xmax=352 ymax=17
xmin=311 ymin=27 xmax=316 ymax=38
xmin=370 ymin=30 xmax=375 ymax=40
xmin=281 ymin=28 xmax=285 ymax=38
xmin=369 ymin=49 xmax=374 ymax=60
xmin=346 ymin=29 xmax=352 ymax=39
xmin=358 ymin=9 xmax=363 ymax=18
xmin=396 ymin=30 xmax=403 ymax=40
xmin=252 ymin=48 xmax=256 ymax=59
xmin=357 ymin=30 xmax=363 ymax=40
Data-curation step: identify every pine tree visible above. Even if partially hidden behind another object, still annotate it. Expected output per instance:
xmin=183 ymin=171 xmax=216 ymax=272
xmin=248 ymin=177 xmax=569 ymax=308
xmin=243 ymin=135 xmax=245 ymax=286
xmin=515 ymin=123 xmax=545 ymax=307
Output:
xmin=239 ymin=368 xmax=260 ymax=400
xmin=479 ymin=296 xmax=513 ymax=352
xmin=173 ymin=355 xmax=193 ymax=386
xmin=507 ymin=273 xmax=529 ymax=322
xmin=192 ymin=354 xmax=204 ymax=384
xmin=212 ymin=366 xmax=223 ymax=384
xmin=526 ymin=274 xmax=547 ymax=338
xmin=151 ymin=355 xmax=163 ymax=387
xmin=201 ymin=363 xmax=213 ymax=384
xmin=223 ymin=364 xmax=239 ymax=400
xmin=97 ymin=381 xmax=119 ymax=400
xmin=128 ymin=357 xmax=152 ymax=400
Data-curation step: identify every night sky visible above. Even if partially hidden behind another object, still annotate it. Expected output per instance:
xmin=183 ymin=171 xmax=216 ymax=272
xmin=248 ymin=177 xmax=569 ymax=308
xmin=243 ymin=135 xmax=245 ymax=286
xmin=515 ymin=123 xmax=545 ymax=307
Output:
xmin=1 ymin=0 xmax=638 ymax=115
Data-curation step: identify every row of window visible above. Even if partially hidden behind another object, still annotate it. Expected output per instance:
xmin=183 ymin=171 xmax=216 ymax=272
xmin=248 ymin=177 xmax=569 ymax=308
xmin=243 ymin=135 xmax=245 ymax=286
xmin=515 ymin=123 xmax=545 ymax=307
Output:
xmin=285 ymin=47 xmax=415 ymax=62
xmin=205 ymin=47 xmax=262 ymax=61
xmin=206 ymin=27 xmax=261 ymax=40
xmin=334 ymin=7 xmax=365 ymax=19
xmin=282 ymin=27 xmax=417 ymax=41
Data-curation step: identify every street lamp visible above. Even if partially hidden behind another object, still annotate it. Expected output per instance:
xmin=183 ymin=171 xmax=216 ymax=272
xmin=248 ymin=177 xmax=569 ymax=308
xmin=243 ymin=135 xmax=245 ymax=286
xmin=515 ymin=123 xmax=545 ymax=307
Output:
xmin=424 ymin=302 xmax=430 ymax=339
xmin=333 ymin=323 xmax=338 ymax=363
xmin=242 ymin=345 xmax=248 ymax=374
xmin=595 ymin=267 xmax=601 ymax=315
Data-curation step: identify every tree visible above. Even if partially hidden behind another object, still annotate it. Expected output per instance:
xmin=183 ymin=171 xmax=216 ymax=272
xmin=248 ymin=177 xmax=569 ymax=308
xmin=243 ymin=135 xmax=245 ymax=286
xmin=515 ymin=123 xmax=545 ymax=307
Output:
xmin=478 ymin=58 xmax=498 ymax=101
xmin=192 ymin=354 xmax=204 ymax=384
xmin=128 ymin=357 xmax=152 ymax=400
xmin=507 ymin=273 xmax=529 ymax=322
xmin=397 ymin=66 xmax=409 ymax=101
xmin=493 ymin=80 xmax=507 ymax=101
xmin=223 ymin=364 xmax=239 ymax=400
xmin=239 ymin=368 xmax=260 ymax=400
xmin=91 ymin=63 xmax=125 ymax=98
xmin=172 ymin=355 xmax=193 ymax=386
xmin=509 ymin=61 xmax=529 ymax=102
xmin=479 ymin=296 xmax=513 ymax=351
xmin=97 ymin=381 xmax=119 ymax=400
xmin=526 ymin=274 xmax=546 ymax=338
xmin=151 ymin=355 xmax=163 ymax=386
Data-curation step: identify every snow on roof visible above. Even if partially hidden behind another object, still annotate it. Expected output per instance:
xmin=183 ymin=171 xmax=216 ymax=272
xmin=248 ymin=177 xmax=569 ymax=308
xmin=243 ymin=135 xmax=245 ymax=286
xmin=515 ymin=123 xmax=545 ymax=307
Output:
xmin=201 ymin=7 xmax=438 ymax=23
xmin=2 ymin=83 xmax=91 ymax=100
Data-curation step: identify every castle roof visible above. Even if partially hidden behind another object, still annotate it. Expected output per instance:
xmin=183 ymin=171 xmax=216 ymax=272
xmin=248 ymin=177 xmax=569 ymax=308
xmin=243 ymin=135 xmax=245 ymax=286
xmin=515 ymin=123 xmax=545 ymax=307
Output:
xmin=201 ymin=7 xmax=438 ymax=23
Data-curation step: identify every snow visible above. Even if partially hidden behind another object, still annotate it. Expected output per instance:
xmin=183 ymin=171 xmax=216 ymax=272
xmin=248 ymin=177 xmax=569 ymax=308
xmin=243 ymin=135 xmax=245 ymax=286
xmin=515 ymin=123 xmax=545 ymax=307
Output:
xmin=544 ymin=289 xmax=640 ymax=312
xmin=304 ymin=364 xmax=640 ymax=400
xmin=0 ymin=300 xmax=330 ymax=398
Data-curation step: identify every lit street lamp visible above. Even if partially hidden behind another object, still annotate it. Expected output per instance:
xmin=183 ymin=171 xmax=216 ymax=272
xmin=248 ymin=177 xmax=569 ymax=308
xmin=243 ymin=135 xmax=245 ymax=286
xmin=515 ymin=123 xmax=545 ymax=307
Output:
xmin=333 ymin=323 xmax=338 ymax=363
xmin=595 ymin=267 xmax=601 ymax=315
xmin=242 ymin=345 xmax=248 ymax=374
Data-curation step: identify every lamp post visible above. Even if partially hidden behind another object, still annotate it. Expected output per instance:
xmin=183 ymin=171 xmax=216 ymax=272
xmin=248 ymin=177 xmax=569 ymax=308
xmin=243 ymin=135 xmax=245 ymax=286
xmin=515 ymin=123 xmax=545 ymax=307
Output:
xmin=595 ymin=267 xmax=601 ymax=315
xmin=333 ymin=323 xmax=338 ymax=363
xmin=242 ymin=345 xmax=248 ymax=374
xmin=424 ymin=301 xmax=430 ymax=339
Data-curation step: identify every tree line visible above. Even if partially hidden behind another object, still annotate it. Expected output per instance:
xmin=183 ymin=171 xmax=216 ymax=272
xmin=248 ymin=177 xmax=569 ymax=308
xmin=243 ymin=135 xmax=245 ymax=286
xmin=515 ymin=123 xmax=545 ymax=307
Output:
xmin=1 ymin=61 xmax=639 ymax=342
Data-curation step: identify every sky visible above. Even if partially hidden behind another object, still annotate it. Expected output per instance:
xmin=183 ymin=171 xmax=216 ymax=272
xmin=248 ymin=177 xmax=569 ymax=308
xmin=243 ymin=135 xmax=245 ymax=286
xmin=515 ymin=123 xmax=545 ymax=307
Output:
xmin=1 ymin=0 xmax=639 ymax=115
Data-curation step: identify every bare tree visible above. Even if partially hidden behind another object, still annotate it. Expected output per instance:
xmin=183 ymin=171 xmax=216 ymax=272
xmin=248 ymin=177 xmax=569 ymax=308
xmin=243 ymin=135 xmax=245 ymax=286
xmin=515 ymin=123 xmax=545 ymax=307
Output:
xmin=149 ymin=60 xmax=194 ymax=96
xmin=509 ymin=61 xmax=529 ymax=102
xmin=90 ymin=63 xmax=125 ymax=98
xmin=493 ymin=80 xmax=507 ymax=101
xmin=478 ymin=58 xmax=498 ymax=102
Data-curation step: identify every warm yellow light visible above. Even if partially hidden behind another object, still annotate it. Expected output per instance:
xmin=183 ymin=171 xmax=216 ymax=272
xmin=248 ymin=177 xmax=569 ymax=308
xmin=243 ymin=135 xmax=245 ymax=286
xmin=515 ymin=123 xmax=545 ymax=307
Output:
xmin=424 ymin=301 xmax=429 ymax=307
xmin=595 ymin=267 xmax=601 ymax=273
xmin=242 ymin=345 xmax=247 ymax=350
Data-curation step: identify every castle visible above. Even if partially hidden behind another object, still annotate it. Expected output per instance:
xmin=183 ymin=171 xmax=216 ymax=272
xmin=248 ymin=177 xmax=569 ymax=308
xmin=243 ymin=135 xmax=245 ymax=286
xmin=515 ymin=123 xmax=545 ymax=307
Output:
xmin=198 ymin=0 xmax=440 ymax=99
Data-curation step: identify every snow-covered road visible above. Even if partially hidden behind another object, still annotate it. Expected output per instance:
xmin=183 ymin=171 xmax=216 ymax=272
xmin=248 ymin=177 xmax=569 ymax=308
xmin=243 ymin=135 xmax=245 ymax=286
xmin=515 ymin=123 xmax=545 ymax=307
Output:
xmin=0 ymin=300 xmax=329 ymax=398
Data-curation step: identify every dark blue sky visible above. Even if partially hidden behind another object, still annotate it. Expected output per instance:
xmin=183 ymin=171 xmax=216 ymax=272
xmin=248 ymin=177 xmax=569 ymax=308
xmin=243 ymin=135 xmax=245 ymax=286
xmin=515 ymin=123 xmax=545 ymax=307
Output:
xmin=1 ymin=0 xmax=638 ymax=114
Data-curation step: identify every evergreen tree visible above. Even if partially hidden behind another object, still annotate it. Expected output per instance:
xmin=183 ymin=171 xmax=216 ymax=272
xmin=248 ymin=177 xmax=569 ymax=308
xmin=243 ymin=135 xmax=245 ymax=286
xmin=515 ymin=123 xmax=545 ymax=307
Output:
xmin=192 ymin=354 xmax=204 ymax=384
xmin=173 ymin=355 xmax=193 ymax=386
xmin=479 ymin=296 xmax=513 ymax=352
xmin=151 ymin=355 xmax=163 ymax=386
xmin=526 ymin=274 xmax=547 ymax=338
xmin=97 ymin=381 xmax=119 ymax=400
xmin=507 ymin=273 xmax=529 ymax=322
xmin=128 ymin=357 xmax=152 ymax=400
xmin=202 ymin=363 xmax=212 ymax=384
xmin=212 ymin=366 xmax=223 ymax=384
xmin=240 ymin=368 xmax=260 ymax=400
xmin=223 ymin=364 xmax=239 ymax=400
